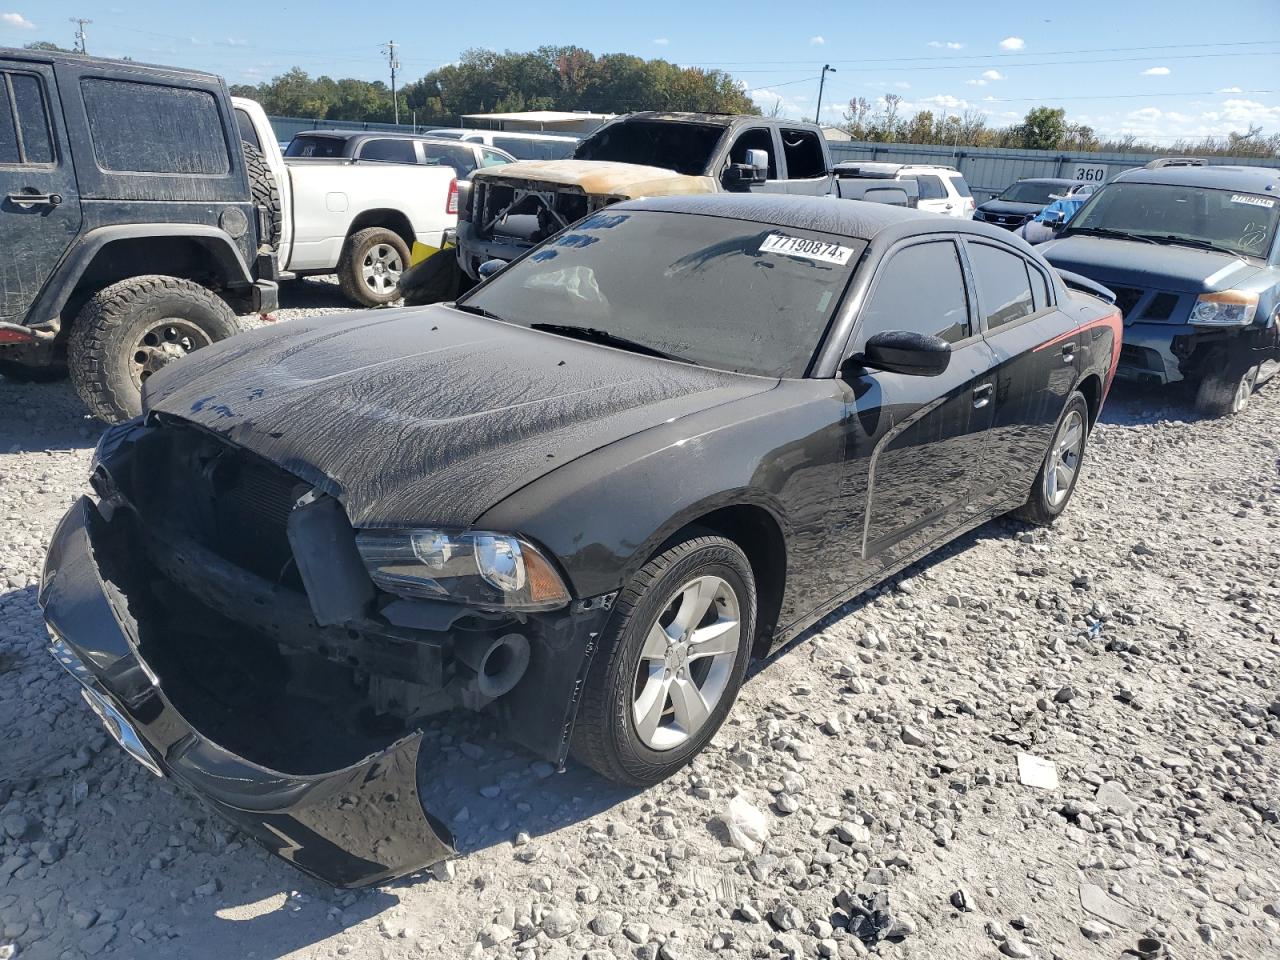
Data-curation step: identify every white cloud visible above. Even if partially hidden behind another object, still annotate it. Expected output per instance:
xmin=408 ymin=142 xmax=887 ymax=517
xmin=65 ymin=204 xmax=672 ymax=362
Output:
xmin=999 ymin=36 xmax=1024 ymax=51
xmin=652 ymin=37 xmax=669 ymax=45
xmin=1086 ymin=98 xmax=1280 ymax=139
xmin=928 ymin=40 xmax=964 ymax=50
xmin=1 ymin=12 xmax=35 ymax=29
xmin=809 ymin=35 xmax=825 ymax=45
xmin=1217 ymin=86 xmax=1243 ymax=93
xmin=1141 ymin=66 xmax=1171 ymax=76
xmin=864 ymin=80 xmax=912 ymax=90
xmin=981 ymin=69 xmax=1004 ymax=81
xmin=913 ymin=94 xmax=970 ymax=111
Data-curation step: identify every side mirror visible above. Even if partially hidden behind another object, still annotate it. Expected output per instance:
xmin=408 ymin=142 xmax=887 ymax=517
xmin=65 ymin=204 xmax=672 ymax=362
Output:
xmin=849 ymin=330 xmax=952 ymax=378
xmin=725 ymin=148 xmax=769 ymax=186
xmin=1043 ymin=209 xmax=1065 ymax=224
xmin=477 ymin=258 xmax=506 ymax=279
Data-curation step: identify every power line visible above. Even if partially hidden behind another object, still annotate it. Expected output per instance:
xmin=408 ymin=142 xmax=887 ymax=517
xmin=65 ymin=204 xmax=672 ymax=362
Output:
xmin=380 ymin=41 xmax=400 ymax=124
xmin=69 ymin=17 xmax=92 ymax=55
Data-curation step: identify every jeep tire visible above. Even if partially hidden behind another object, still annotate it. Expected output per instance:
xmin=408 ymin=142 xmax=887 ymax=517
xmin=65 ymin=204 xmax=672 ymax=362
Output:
xmin=242 ymin=141 xmax=281 ymax=253
xmin=337 ymin=227 xmax=410 ymax=307
xmin=68 ymin=276 xmax=241 ymax=424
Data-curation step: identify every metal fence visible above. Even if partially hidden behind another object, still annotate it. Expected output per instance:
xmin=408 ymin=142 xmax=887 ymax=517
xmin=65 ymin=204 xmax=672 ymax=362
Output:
xmin=827 ymin=140 xmax=1278 ymax=202
xmin=268 ymin=115 xmax=451 ymax=142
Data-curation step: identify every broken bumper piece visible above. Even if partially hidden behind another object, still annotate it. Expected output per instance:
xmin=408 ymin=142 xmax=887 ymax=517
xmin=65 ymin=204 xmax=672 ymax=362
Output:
xmin=38 ymin=496 xmax=456 ymax=888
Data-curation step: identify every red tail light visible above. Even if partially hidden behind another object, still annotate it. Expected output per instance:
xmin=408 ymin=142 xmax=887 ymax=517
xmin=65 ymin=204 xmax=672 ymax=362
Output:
xmin=446 ymin=179 xmax=458 ymax=215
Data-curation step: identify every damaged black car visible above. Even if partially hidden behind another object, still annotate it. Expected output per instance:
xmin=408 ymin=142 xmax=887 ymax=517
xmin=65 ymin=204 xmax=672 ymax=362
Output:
xmin=40 ymin=194 xmax=1121 ymax=886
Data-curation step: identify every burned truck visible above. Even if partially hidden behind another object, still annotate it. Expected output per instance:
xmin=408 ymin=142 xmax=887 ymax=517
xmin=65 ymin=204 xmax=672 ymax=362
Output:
xmin=455 ymin=112 xmax=838 ymax=280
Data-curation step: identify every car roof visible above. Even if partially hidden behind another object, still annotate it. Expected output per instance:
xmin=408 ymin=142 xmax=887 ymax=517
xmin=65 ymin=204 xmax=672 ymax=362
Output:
xmin=1113 ymin=163 xmax=1280 ymax=192
xmin=428 ymin=128 xmax=579 ymax=141
xmin=294 ymin=130 xmax=427 ymax=141
xmin=0 ymin=45 xmax=219 ymax=80
xmin=1013 ymin=178 xmax=1078 ymax=186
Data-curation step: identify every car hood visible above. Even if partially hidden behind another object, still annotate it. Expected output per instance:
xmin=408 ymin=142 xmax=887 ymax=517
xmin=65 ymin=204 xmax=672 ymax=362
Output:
xmin=470 ymin=159 xmax=719 ymax=199
xmin=141 ymin=306 xmax=773 ymax=528
xmin=1040 ymin=235 xmax=1261 ymax=294
xmin=978 ymin=199 xmax=1044 ymax=216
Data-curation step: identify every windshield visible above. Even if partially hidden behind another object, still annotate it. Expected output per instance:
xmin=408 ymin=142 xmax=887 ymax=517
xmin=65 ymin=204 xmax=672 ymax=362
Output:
xmin=999 ymin=182 xmax=1064 ymax=205
xmin=460 ymin=210 xmax=863 ymax=377
xmin=1067 ymin=181 xmax=1279 ymax=258
xmin=284 ymin=135 xmax=346 ymax=158
xmin=573 ymin=120 xmax=726 ymax=176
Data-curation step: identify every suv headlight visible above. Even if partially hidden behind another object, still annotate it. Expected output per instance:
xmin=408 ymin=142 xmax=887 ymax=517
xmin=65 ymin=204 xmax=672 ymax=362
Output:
xmin=1190 ymin=291 xmax=1258 ymax=326
xmin=355 ymin=529 xmax=570 ymax=611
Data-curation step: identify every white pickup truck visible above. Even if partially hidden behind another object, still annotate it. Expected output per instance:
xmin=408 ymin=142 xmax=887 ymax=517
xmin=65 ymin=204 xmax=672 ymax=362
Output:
xmin=232 ymin=98 xmax=457 ymax=306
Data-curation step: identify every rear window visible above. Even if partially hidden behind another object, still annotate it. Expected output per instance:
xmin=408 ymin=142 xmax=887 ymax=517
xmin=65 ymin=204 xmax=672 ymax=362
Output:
xmin=358 ymin=138 xmax=417 ymax=163
xmin=284 ymin=135 xmax=346 ymax=158
xmin=0 ymin=71 xmax=53 ymax=165
xmin=421 ymin=142 xmax=478 ymax=178
xmin=999 ymin=182 xmax=1061 ymax=205
xmin=947 ymin=174 xmax=972 ymax=198
xmin=969 ymin=243 xmax=1035 ymax=329
xmin=234 ymin=108 xmax=261 ymax=151
xmin=914 ymin=175 xmax=947 ymax=200
xmin=492 ymin=136 xmax=576 ymax=161
xmin=82 ymin=79 xmax=229 ymax=175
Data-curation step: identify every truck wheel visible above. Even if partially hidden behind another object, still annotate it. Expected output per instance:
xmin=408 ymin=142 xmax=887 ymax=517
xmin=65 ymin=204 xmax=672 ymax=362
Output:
xmin=0 ymin=341 xmax=67 ymax=382
xmin=68 ymin=276 xmax=241 ymax=424
xmin=1195 ymin=357 xmax=1261 ymax=418
xmin=571 ymin=534 xmax=755 ymax=786
xmin=1013 ymin=392 xmax=1090 ymax=526
xmin=242 ymin=141 xmax=282 ymax=253
xmin=337 ymin=227 xmax=410 ymax=307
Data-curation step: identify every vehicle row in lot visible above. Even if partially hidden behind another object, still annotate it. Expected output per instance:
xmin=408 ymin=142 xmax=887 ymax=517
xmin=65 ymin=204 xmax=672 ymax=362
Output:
xmin=41 ymin=194 xmax=1122 ymax=886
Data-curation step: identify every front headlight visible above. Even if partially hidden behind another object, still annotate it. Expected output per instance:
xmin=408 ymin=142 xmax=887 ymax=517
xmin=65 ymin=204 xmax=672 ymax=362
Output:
xmin=1190 ymin=291 xmax=1259 ymax=326
xmin=355 ymin=529 xmax=571 ymax=611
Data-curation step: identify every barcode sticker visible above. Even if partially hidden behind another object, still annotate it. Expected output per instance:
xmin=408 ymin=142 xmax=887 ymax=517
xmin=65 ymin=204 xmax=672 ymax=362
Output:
xmin=1231 ymin=194 xmax=1275 ymax=208
xmin=760 ymin=233 xmax=854 ymax=265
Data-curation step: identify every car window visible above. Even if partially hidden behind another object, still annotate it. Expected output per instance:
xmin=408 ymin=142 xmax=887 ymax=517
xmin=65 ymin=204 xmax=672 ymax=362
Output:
xmin=1030 ymin=265 xmax=1051 ymax=310
xmin=359 ymin=138 xmax=417 ymax=163
xmin=82 ymin=78 xmax=229 ymax=175
xmin=858 ymin=241 xmax=971 ymax=345
xmin=234 ymin=108 xmax=262 ymax=151
xmin=462 ymin=210 xmax=863 ymax=378
xmin=913 ymin=175 xmax=947 ymax=201
xmin=999 ymin=182 xmax=1062 ymax=205
xmin=780 ymin=128 xmax=825 ymax=179
xmin=947 ymin=174 xmax=972 ymax=198
xmin=969 ymin=243 xmax=1036 ymax=329
xmin=728 ymin=128 xmax=777 ymax=179
xmin=480 ymin=148 xmax=511 ymax=168
xmin=420 ymin=142 xmax=478 ymax=178
xmin=0 ymin=71 xmax=54 ymax=165
xmin=284 ymin=135 xmax=345 ymax=158
xmin=492 ymin=136 xmax=541 ymax=160
xmin=574 ymin=120 xmax=723 ymax=175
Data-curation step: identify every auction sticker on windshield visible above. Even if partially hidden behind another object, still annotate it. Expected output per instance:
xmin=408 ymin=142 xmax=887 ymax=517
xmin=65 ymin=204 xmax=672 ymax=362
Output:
xmin=760 ymin=233 xmax=855 ymax=266
xmin=1231 ymin=194 xmax=1275 ymax=208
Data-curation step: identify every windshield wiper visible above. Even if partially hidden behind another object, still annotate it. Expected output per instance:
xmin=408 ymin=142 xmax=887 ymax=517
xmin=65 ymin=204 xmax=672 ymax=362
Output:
xmin=451 ymin=302 xmax=508 ymax=322
xmin=1064 ymin=226 xmax=1157 ymax=244
xmin=530 ymin=323 xmax=696 ymax=364
xmin=1148 ymin=234 xmax=1244 ymax=257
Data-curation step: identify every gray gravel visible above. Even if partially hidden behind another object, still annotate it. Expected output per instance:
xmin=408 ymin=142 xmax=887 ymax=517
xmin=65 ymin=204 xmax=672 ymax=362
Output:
xmin=1 ymin=283 xmax=1278 ymax=959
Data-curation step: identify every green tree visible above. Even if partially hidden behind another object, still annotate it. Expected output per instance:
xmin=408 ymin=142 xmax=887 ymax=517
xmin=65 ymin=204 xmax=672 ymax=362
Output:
xmin=1015 ymin=106 xmax=1068 ymax=150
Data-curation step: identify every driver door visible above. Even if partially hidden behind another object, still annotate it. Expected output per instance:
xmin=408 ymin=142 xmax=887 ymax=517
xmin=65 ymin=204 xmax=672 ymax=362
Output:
xmin=722 ymin=127 xmax=786 ymax=194
xmin=832 ymin=237 xmax=999 ymax=574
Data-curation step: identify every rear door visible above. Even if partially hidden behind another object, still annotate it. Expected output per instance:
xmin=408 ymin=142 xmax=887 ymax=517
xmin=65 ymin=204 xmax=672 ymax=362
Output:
xmin=0 ymin=59 xmax=81 ymax=323
xmin=962 ymin=239 xmax=1075 ymax=508
xmin=911 ymin=174 xmax=954 ymax=216
xmin=778 ymin=127 xmax=832 ymax=196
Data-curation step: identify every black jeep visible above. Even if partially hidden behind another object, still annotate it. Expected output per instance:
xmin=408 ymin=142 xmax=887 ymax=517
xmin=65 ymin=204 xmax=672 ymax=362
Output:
xmin=0 ymin=48 xmax=278 ymax=422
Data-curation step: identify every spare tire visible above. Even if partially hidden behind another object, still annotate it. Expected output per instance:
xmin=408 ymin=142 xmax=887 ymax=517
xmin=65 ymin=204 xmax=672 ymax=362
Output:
xmin=242 ymin=140 xmax=281 ymax=253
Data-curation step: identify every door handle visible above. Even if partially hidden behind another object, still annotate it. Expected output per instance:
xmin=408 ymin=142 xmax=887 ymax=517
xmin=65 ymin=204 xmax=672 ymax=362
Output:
xmin=6 ymin=192 xmax=62 ymax=209
xmin=973 ymin=384 xmax=994 ymax=409
xmin=1061 ymin=342 xmax=1076 ymax=364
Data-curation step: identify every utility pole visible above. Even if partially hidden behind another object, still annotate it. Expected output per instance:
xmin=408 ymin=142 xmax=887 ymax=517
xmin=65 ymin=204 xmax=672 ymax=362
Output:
xmin=814 ymin=64 xmax=836 ymax=127
xmin=380 ymin=41 xmax=400 ymax=125
xmin=69 ymin=17 xmax=92 ymax=54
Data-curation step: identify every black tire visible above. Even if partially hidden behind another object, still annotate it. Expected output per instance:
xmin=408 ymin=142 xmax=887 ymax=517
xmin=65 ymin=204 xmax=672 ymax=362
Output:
xmin=67 ymin=276 xmax=242 ymax=424
xmin=1195 ymin=352 xmax=1260 ymax=418
xmin=0 ymin=340 xmax=67 ymax=382
xmin=242 ymin=141 xmax=281 ymax=253
xmin=337 ymin=227 xmax=410 ymax=307
xmin=571 ymin=534 xmax=756 ymax=786
xmin=1013 ymin=391 xmax=1091 ymax=526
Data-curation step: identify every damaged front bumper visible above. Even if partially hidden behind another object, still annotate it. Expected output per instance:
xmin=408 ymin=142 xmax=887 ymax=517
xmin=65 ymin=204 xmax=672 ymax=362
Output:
xmin=39 ymin=497 xmax=454 ymax=888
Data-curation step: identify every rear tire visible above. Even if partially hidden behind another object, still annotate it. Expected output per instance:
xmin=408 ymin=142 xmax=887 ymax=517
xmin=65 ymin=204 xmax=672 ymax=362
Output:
xmin=1013 ymin=392 xmax=1090 ymax=526
xmin=67 ymin=276 xmax=241 ymax=424
xmin=0 ymin=341 xmax=67 ymax=382
xmin=1195 ymin=355 xmax=1260 ymax=418
xmin=337 ymin=227 xmax=410 ymax=307
xmin=571 ymin=535 xmax=755 ymax=786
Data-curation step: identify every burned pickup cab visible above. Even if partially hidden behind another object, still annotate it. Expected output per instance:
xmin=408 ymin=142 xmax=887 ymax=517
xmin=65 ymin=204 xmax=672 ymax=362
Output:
xmin=41 ymin=195 xmax=1120 ymax=886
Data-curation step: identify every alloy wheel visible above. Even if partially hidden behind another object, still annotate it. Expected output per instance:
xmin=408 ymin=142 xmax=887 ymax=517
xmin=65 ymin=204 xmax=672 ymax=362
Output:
xmin=361 ymin=244 xmax=404 ymax=295
xmin=1232 ymin=365 xmax=1261 ymax=414
xmin=130 ymin=319 xmax=213 ymax=389
xmin=631 ymin=574 xmax=741 ymax=751
xmin=1044 ymin=408 xmax=1085 ymax=509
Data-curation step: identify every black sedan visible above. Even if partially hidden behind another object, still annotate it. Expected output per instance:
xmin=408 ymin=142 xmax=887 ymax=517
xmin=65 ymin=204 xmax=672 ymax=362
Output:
xmin=39 ymin=194 xmax=1121 ymax=886
xmin=974 ymin=178 xmax=1090 ymax=230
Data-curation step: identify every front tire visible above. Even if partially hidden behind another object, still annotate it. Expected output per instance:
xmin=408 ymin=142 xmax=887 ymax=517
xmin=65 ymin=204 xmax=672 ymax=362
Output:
xmin=571 ymin=535 xmax=756 ymax=786
xmin=1195 ymin=357 xmax=1260 ymax=418
xmin=337 ymin=227 xmax=410 ymax=307
xmin=67 ymin=276 xmax=242 ymax=424
xmin=1013 ymin=391 xmax=1090 ymax=526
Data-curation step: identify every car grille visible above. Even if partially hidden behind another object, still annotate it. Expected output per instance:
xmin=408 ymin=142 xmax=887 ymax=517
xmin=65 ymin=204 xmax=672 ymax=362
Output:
xmin=985 ymin=213 xmax=1028 ymax=229
xmin=1144 ymin=293 xmax=1179 ymax=321
xmin=1110 ymin=286 xmax=1144 ymax=319
xmin=1106 ymin=286 xmax=1183 ymax=323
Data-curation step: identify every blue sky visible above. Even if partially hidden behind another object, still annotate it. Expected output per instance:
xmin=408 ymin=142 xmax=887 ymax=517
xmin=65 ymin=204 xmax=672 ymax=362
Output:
xmin=3 ymin=1 xmax=1278 ymax=140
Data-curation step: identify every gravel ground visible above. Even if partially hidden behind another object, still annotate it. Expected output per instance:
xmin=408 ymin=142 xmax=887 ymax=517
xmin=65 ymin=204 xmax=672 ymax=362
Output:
xmin=1 ymin=281 xmax=1278 ymax=960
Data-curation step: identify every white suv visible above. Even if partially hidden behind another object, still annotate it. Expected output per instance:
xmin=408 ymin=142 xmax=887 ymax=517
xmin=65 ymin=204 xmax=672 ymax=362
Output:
xmin=837 ymin=162 xmax=975 ymax=218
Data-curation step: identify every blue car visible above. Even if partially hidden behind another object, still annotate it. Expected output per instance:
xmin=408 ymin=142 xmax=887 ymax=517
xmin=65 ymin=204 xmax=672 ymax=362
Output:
xmin=1041 ymin=159 xmax=1280 ymax=416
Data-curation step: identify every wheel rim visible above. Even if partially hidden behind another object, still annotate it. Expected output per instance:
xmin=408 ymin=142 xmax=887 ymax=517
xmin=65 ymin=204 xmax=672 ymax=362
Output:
xmin=1044 ymin=408 xmax=1085 ymax=509
xmin=631 ymin=574 xmax=741 ymax=751
xmin=130 ymin=319 xmax=213 ymax=390
xmin=1232 ymin=365 xmax=1260 ymax=414
xmin=361 ymin=244 xmax=403 ymax=295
